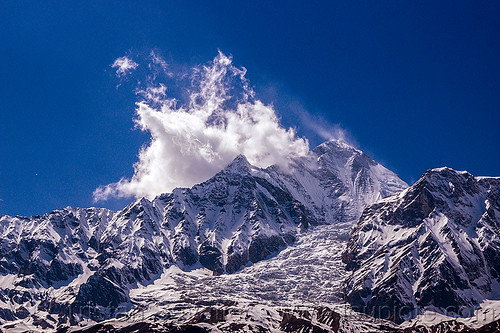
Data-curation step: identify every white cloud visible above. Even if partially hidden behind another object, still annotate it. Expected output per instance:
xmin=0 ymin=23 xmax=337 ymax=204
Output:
xmin=136 ymin=83 xmax=167 ymax=105
xmin=111 ymin=56 xmax=138 ymax=77
xmin=94 ymin=51 xmax=310 ymax=201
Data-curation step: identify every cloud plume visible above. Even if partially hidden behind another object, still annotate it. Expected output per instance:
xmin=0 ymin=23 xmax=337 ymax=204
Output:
xmin=111 ymin=56 xmax=138 ymax=77
xmin=94 ymin=51 xmax=310 ymax=201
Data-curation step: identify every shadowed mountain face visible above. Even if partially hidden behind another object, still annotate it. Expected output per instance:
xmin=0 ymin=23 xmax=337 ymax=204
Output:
xmin=343 ymin=168 xmax=500 ymax=323
xmin=0 ymin=139 xmax=407 ymax=330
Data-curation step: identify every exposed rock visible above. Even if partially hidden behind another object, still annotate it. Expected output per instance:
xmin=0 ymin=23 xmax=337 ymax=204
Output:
xmin=343 ymin=168 xmax=500 ymax=323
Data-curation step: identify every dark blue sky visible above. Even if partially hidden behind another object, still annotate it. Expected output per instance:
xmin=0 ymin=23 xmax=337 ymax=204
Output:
xmin=1 ymin=1 xmax=499 ymax=216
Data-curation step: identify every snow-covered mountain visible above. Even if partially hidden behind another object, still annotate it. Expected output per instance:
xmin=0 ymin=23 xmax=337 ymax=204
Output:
xmin=1 ymin=140 xmax=499 ymax=332
xmin=342 ymin=167 xmax=500 ymax=324
xmin=267 ymin=140 xmax=407 ymax=224
xmin=0 ymin=139 xmax=408 ymax=331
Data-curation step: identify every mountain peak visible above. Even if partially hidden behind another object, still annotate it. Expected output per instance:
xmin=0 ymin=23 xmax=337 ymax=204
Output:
xmin=343 ymin=168 xmax=500 ymax=323
xmin=420 ymin=167 xmax=476 ymax=189
xmin=427 ymin=166 xmax=470 ymax=176
xmin=315 ymin=138 xmax=352 ymax=150
xmin=312 ymin=139 xmax=361 ymax=159
xmin=224 ymin=154 xmax=252 ymax=173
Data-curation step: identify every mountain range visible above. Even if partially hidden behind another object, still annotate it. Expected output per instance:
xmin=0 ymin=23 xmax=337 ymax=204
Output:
xmin=0 ymin=139 xmax=498 ymax=332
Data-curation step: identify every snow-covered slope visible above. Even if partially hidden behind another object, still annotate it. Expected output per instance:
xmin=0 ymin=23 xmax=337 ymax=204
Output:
xmin=267 ymin=139 xmax=408 ymax=224
xmin=342 ymin=167 xmax=500 ymax=323
xmin=0 ymin=139 xmax=408 ymax=330
xmin=149 ymin=154 xmax=315 ymax=275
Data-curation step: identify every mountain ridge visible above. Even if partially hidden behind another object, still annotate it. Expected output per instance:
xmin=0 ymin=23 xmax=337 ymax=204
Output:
xmin=0 ymin=139 xmax=409 ymax=331
xmin=342 ymin=167 xmax=500 ymax=323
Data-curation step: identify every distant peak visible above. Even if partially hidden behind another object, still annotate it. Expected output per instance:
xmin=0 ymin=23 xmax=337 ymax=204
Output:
xmin=231 ymin=154 xmax=250 ymax=165
xmin=429 ymin=166 xmax=466 ymax=173
xmin=312 ymin=138 xmax=362 ymax=160
xmin=326 ymin=138 xmax=348 ymax=144
xmin=425 ymin=167 xmax=471 ymax=178
xmin=315 ymin=138 xmax=356 ymax=151
xmin=418 ymin=167 xmax=476 ymax=189
xmin=224 ymin=154 xmax=252 ymax=173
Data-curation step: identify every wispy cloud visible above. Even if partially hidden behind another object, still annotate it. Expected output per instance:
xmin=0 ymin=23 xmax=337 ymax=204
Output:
xmin=111 ymin=56 xmax=138 ymax=77
xmin=94 ymin=51 xmax=310 ymax=201
xmin=149 ymin=50 xmax=171 ymax=77
xmin=296 ymin=108 xmax=355 ymax=146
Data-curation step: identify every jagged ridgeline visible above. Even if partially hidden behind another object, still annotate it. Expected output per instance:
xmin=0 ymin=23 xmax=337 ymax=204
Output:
xmin=343 ymin=168 xmax=500 ymax=324
xmin=0 ymin=139 xmax=407 ymax=330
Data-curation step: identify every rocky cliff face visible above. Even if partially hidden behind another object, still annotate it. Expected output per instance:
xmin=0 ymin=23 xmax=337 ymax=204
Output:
xmin=151 ymin=154 xmax=314 ymax=275
xmin=342 ymin=167 xmax=500 ymax=323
